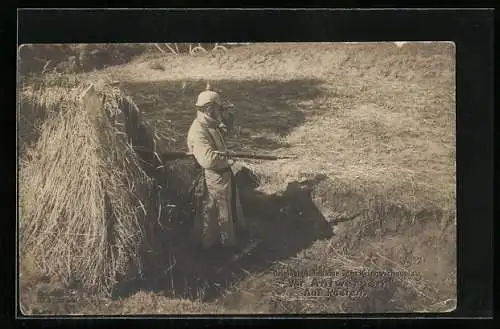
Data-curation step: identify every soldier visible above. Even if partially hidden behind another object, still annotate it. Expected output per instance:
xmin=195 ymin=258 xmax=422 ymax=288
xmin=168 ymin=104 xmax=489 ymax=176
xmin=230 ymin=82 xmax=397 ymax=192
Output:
xmin=187 ymin=86 xmax=246 ymax=252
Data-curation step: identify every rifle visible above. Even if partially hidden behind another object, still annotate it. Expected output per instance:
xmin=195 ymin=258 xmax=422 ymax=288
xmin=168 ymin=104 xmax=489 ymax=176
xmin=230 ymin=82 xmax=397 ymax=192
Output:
xmin=214 ymin=151 xmax=297 ymax=160
xmin=156 ymin=150 xmax=296 ymax=161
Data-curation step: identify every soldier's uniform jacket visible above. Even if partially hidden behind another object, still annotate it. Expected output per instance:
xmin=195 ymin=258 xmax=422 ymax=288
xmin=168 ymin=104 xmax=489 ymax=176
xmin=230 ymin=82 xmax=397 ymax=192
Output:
xmin=187 ymin=110 xmax=246 ymax=248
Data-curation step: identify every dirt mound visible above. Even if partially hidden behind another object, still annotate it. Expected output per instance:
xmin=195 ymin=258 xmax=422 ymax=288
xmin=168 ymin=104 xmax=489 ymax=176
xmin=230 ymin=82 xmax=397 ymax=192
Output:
xmin=113 ymin=42 xmax=454 ymax=83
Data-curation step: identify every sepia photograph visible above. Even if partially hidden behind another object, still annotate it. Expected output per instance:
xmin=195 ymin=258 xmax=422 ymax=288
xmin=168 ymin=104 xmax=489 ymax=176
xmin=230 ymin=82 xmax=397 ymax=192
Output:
xmin=17 ymin=42 xmax=457 ymax=315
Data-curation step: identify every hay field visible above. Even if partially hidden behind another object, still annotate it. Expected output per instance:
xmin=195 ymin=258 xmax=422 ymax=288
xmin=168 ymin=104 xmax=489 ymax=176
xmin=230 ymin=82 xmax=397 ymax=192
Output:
xmin=18 ymin=42 xmax=456 ymax=314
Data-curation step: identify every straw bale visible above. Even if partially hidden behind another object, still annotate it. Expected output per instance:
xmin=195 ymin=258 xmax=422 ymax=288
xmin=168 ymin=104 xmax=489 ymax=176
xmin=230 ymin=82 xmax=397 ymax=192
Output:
xmin=19 ymin=80 xmax=167 ymax=294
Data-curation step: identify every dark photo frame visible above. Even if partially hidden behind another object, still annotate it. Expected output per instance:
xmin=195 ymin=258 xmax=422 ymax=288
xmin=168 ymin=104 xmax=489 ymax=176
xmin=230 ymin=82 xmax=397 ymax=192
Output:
xmin=9 ymin=7 xmax=494 ymax=328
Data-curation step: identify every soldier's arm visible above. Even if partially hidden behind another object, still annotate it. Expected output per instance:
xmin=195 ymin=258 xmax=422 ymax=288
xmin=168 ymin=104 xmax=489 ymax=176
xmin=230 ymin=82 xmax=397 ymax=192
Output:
xmin=192 ymin=134 xmax=231 ymax=171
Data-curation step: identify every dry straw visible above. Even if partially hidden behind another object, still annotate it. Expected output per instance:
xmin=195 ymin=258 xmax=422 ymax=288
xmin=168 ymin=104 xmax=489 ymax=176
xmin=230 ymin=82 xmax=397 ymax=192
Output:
xmin=19 ymin=77 xmax=162 ymax=294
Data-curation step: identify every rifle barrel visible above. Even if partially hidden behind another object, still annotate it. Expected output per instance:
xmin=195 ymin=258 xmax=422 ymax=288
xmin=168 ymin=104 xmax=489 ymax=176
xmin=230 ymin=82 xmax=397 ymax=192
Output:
xmin=226 ymin=152 xmax=296 ymax=160
xmin=158 ymin=151 xmax=296 ymax=161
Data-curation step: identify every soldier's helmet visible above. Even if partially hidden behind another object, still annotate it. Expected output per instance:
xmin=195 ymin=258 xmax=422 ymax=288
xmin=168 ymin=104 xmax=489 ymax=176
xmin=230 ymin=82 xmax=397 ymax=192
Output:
xmin=195 ymin=90 xmax=222 ymax=107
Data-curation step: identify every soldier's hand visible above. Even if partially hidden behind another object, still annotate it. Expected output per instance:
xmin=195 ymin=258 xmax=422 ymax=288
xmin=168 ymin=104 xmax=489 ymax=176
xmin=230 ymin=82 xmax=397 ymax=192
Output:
xmin=219 ymin=124 xmax=228 ymax=134
xmin=215 ymin=150 xmax=231 ymax=157
xmin=227 ymin=158 xmax=235 ymax=166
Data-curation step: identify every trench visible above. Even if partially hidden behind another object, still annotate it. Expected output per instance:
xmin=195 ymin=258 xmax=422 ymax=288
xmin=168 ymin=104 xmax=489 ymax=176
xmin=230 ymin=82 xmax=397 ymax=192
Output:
xmin=215 ymin=174 xmax=456 ymax=313
xmin=110 ymin=158 xmax=455 ymax=313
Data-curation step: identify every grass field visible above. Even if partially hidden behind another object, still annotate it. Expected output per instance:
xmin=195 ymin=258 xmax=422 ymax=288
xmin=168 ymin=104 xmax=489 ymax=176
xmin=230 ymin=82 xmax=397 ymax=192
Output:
xmin=19 ymin=42 xmax=456 ymax=314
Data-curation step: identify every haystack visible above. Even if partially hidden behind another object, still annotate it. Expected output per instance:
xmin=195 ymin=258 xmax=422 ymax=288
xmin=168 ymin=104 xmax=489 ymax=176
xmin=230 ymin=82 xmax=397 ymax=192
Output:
xmin=18 ymin=77 xmax=176 ymax=294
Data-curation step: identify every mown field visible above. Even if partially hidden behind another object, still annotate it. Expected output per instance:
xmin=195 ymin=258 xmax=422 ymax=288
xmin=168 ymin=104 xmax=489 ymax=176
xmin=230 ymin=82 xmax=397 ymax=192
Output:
xmin=19 ymin=42 xmax=456 ymax=314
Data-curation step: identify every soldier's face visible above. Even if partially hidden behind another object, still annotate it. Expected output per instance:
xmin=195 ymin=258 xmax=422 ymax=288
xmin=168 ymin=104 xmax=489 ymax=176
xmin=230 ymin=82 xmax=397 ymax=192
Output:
xmin=210 ymin=104 xmax=224 ymax=122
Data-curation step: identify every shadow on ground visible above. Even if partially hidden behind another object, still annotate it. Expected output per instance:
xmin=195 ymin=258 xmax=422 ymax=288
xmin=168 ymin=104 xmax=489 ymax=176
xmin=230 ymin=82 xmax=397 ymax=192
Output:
xmin=111 ymin=170 xmax=334 ymax=303
xmin=120 ymin=78 xmax=325 ymax=152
